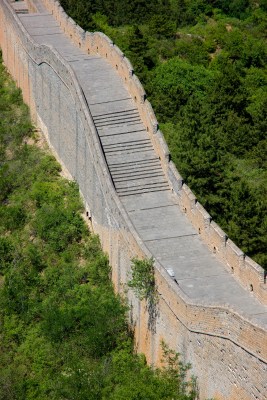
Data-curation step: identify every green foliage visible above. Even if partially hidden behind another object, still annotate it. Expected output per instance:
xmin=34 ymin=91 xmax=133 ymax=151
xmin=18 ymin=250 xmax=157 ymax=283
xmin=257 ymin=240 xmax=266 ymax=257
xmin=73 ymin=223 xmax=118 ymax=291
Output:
xmin=0 ymin=237 xmax=14 ymax=273
xmin=149 ymin=58 xmax=214 ymax=122
xmin=128 ymin=257 xmax=156 ymax=303
xmin=125 ymin=26 xmax=153 ymax=81
xmin=210 ymin=0 xmax=250 ymax=19
xmin=149 ymin=14 xmax=177 ymax=39
xmin=160 ymin=341 xmax=197 ymax=398
xmin=33 ymin=204 xmax=85 ymax=252
xmin=101 ymin=341 xmax=197 ymax=400
xmin=59 ymin=0 xmax=156 ymax=29
xmin=175 ymin=36 xmax=210 ymax=66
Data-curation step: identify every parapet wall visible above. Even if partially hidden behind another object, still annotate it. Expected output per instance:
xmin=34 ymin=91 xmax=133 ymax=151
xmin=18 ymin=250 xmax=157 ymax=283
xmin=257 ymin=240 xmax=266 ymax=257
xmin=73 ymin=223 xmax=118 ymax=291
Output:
xmin=1 ymin=1 xmax=266 ymax=399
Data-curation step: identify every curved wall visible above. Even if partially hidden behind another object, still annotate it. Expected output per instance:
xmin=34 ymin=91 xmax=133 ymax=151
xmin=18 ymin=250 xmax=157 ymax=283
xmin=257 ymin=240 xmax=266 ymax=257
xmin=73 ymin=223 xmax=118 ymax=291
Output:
xmin=41 ymin=0 xmax=267 ymax=305
xmin=0 ymin=1 xmax=266 ymax=399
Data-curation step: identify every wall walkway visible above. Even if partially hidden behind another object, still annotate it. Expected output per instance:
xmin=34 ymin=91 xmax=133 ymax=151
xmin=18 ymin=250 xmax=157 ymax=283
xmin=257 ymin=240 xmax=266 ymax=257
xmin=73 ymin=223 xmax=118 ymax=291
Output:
xmin=0 ymin=1 xmax=266 ymax=398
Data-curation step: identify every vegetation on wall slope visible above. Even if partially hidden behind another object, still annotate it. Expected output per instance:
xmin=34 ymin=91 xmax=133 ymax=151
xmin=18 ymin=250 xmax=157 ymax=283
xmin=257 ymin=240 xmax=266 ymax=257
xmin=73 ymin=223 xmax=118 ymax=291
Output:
xmin=60 ymin=0 xmax=267 ymax=269
xmin=0 ymin=52 xmax=198 ymax=399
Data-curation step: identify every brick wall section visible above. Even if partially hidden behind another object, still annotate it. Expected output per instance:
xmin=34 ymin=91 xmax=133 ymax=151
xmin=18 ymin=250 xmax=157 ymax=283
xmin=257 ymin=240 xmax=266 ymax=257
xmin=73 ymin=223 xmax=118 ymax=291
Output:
xmin=1 ymin=1 xmax=266 ymax=399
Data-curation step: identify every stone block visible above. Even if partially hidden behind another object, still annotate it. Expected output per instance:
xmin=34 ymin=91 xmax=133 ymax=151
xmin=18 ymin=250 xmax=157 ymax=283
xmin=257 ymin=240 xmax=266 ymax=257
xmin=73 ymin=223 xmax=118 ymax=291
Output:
xmin=167 ymin=161 xmax=183 ymax=195
xmin=208 ymin=221 xmax=227 ymax=255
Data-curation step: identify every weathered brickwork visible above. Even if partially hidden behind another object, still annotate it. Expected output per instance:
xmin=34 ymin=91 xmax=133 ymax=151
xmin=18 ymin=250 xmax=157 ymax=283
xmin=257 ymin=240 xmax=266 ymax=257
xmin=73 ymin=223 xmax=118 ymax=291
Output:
xmin=0 ymin=1 xmax=266 ymax=399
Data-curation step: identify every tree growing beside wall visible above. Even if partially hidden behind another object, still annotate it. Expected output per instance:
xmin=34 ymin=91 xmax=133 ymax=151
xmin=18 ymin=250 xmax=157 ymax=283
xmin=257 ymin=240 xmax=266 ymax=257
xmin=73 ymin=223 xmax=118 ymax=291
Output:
xmin=128 ymin=257 xmax=156 ymax=303
xmin=128 ymin=257 xmax=158 ymax=332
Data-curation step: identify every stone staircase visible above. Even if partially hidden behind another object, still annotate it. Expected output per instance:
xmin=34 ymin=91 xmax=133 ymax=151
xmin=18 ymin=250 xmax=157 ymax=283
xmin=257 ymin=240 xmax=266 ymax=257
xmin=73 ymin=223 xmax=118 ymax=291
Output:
xmin=93 ymin=109 xmax=168 ymax=196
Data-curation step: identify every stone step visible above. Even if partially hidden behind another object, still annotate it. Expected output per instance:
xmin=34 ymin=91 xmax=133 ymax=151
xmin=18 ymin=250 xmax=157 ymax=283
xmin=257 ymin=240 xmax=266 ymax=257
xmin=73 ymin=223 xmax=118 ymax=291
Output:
xmin=93 ymin=109 xmax=139 ymax=120
xmin=109 ymin=157 xmax=160 ymax=170
xmin=100 ymin=131 xmax=148 ymax=145
xmin=115 ymin=177 xmax=168 ymax=191
xmin=104 ymin=137 xmax=150 ymax=146
xmin=117 ymin=186 xmax=169 ymax=197
xmin=111 ymin=167 xmax=163 ymax=180
xmin=106 ymin=149 xmax=156 ymax=165
xmin=98 ymin=125 xmax=145 ymax=137
xmin=95 ymin=117 xmax=142 ymax=128
xmin=104 ymin=143 xmax=153 ymax=154
xmin=113 ymin=171 xmax=165 ymax=184
xmin=90 ymin=98 xmax=134 ymax=115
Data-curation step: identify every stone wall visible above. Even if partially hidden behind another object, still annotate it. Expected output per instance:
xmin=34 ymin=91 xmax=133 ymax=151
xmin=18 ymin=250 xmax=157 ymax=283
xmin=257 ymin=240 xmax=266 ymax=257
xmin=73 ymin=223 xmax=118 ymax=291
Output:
xmin=0 ymin=1 xmax=266 ymax=399
xmin=40 ymin=0 xmax=267 ymax=306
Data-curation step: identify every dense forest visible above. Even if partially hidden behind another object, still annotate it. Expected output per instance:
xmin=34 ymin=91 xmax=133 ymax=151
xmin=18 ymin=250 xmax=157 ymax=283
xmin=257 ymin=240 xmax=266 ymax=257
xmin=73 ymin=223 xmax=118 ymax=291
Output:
xmin=0 ymin=53 xmax=198 ymax=399
xmin=60 ymin=0 xmax=267 ymax=269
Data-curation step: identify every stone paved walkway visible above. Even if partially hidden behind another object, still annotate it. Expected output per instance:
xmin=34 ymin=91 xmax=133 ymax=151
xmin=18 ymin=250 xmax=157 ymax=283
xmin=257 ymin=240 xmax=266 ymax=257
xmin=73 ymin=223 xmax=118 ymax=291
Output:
xmin=15 ymin=1 xmax=267 ymax=328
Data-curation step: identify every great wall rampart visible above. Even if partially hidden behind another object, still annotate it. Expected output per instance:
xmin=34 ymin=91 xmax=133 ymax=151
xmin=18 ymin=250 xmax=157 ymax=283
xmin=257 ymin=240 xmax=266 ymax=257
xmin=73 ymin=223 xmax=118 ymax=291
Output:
xmin=0 ymin=1 xmax=266 ymax=398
